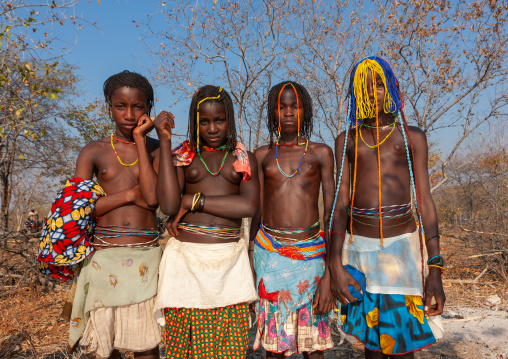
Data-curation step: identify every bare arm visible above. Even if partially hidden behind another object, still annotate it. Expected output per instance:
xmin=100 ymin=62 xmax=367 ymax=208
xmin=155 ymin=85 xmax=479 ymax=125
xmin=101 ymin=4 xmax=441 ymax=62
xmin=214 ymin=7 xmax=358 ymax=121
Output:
xmin=313 ymin=144 xmax=336 ymax=314
xmin=180 ymin=152 xmax=260 ymax=218
xmin=319 ymin=144 xmax=335 ymax=259
xmin=133 ymin=115 xmax=158 ymax=208
xmin=329 ymin=131 xmax=361 ymax=304
xmin=411 ymin=127 xmax=445 ymax=316
xmin=154 ymin=112 xmax=181 ymax=216
xmin=248 ymin=148 xmax=267 ymax=290
xmin=248 ymin=148 xmax=267 ymax=245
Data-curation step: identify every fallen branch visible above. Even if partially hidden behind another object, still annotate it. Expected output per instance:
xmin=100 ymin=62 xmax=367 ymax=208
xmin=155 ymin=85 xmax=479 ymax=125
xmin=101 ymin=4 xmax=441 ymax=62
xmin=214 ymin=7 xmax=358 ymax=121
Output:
xmin=474 ymin=265 xmax=489 ymax=282
xmin=443 ymin=279 xmax=495 ymax=284
xmin=467 ymin=252 xmax=505 ymax=259
xmin=460 ymin=227 xmax=508 ymax=237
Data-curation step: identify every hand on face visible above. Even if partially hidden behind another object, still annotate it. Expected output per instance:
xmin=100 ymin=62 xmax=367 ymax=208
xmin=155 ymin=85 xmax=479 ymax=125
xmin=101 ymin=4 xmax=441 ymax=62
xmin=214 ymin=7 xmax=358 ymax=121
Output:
xmin=154 ymin=111 xmax=176 ymax=141
xmin=133 ymin=114 xmax=154 ymax=140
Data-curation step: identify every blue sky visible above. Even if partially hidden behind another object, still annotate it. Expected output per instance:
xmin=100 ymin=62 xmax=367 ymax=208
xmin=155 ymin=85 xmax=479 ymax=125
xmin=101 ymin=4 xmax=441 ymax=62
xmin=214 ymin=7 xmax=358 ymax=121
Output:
xmin=47 ymin=0 xmax=495 ymax=155
xmin=54 ymin=0 xmax=190 ymax=134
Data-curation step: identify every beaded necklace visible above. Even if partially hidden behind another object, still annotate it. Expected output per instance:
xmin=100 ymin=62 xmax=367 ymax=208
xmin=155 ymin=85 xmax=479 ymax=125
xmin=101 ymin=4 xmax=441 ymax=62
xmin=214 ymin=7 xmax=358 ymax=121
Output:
xmin=110 ymin=134 xmax=145 ymax=167
xmin=197 ymin=150 xmax=229 ymax=176
xmin=362 ymin=119 xmax=397 ymax=129
xmin=275 ymin=138 xmax=309 ymax=178
xmin=112 ymin=136 xmax=135 ymax=144
xmin=359 ymin=118 xmax=397 ymax=148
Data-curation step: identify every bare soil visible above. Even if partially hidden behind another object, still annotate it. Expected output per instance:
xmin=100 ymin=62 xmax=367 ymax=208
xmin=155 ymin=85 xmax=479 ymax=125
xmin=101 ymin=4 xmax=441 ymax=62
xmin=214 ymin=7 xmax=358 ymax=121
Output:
xmin=0 ymin=231 xmax=506 ymax=358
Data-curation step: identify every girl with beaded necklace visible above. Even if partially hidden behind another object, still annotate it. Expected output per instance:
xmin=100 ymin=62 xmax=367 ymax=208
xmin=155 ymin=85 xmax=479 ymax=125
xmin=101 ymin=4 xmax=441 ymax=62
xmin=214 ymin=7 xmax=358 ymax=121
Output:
xmin=67 ymin=70 xmax=180 ymax=358
xmin=154 ymin=85 xmax=259 ymax=359
xmin=249 ymin=81 xmax=336 ymax=359
xmin=329 ymin=56 xmax=446 ymax=358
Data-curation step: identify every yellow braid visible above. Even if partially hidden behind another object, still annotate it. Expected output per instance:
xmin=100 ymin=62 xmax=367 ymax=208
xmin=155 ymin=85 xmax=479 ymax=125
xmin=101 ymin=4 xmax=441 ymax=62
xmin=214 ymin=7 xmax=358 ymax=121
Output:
xmin=353 ymin=59 xmax=396 ymax=120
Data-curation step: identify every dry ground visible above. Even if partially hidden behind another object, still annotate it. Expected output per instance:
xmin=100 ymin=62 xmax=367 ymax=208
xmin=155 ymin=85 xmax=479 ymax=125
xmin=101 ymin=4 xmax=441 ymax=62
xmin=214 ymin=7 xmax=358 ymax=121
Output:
xmin=0 ymin=231 xmax=506 ymax=359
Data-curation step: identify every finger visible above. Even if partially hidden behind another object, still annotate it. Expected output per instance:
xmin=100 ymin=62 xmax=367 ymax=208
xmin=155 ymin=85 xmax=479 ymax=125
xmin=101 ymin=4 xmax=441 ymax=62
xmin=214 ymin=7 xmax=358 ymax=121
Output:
xmin=312 ymin=293 xmax=320 ymax=309
xmin=424 ymin=294 xmax=432 ymax=314
xmin=344 ymin=291 xmax=356 ymax=304
xmin=351 ymin=279 xmax=362 ymax=293
xmin=435 ymin=298 xmax=444 ymax=315
xmin=138 ymin=114 xmax=149 ymax=126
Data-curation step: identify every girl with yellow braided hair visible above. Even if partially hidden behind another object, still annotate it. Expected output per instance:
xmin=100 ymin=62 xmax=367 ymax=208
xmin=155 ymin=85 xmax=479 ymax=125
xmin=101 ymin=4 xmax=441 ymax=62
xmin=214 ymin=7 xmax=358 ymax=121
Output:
xmin=329 ymin=57 xmax=446 ymax=358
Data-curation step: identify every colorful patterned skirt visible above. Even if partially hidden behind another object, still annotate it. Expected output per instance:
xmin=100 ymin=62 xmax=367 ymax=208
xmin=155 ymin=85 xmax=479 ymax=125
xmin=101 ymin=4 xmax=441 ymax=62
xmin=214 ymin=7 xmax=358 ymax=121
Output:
xmin=163 ymin=303 xmax=249 ymax=359
xmin=340 ymin=292 xmax=436 ymax=355
xmin=254 ymin=298 xmax=334 ymax=356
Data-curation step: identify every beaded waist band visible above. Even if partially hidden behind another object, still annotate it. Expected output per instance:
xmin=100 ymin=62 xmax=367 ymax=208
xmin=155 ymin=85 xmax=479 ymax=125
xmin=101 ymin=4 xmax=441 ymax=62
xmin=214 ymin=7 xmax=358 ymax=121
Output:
xmin=262 ymin=221 xmax=320 ymax=234
xmin=177 ymin=222 xmax=241 ymax=240
xmin=93 ymin=224 xmax=160 ymax=248
xmin=347 ymin=203 xmax=414 ymax=227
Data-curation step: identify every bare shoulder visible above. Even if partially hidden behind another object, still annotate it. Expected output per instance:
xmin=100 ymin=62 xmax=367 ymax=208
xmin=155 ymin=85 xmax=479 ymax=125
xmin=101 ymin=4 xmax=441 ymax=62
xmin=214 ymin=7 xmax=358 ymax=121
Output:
xmin=254 ymin=145 xmax=270 ymax=161
xmin=247 ymin=150 xmax=257 ymax=163
xmin=406 ymin=125 xmax=428 ymax=149
xmin=78 ymin=137 xmax=109 ymax=158
xmin=308 ymin=141 xmax=333 ymax=159
xmin=334 ymin=129 xmax=349 ymax=145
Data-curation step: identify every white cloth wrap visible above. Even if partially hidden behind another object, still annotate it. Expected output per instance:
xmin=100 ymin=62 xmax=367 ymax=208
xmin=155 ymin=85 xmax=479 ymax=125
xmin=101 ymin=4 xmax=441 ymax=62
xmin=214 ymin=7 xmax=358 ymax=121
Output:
xmin=342 ymin=230 xmax=444 ymax=339
xmin=154 ymin=237 xmax=258 ymax=326
xmin=343 ymin=231 xmax=428 ymax=296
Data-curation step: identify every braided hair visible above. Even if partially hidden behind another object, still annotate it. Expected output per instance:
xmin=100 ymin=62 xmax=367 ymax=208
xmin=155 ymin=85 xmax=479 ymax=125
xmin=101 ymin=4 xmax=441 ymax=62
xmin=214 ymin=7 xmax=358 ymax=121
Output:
xmin=188 ymin=85 xmax=237 ymax=151
xmin=103 ymin=70 xmax=154 ymax=116
xmin=267 ymin=81 xmax=313 ymax=148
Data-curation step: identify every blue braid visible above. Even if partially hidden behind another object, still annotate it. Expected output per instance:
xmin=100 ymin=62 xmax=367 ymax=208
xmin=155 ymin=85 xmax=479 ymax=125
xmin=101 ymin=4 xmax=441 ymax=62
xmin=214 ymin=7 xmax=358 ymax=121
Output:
xmin=400 ymin=122 xmax=425 ymax=234
xmin=328 ymin=122 xmax=350 ymax=240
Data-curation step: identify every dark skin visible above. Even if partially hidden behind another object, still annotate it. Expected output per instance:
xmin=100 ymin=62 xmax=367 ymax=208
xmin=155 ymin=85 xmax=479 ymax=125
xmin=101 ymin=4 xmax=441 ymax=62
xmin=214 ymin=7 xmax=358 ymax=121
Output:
xmin=329 ymin=71 xmax=445 ymax=359
xmin=74 ymin=86 xmax=180 ymax=359
xmin=156 ymin=100 xmax=259 ymax=243
xmin=250 ymin=88 xmax=335 ymax=359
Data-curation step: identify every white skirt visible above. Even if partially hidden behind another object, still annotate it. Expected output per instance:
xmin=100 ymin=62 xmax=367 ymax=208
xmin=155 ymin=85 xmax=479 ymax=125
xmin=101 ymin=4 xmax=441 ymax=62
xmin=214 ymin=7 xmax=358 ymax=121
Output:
xmin=154 ymin=237 xmax=258 ymax=326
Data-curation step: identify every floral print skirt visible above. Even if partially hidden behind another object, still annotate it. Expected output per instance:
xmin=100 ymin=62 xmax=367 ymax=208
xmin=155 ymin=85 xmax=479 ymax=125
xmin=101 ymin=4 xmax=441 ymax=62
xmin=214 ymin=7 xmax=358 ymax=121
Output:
xmin=163 ymin=303 xmax=249 ymax=359
xmin=340 ymin=293 xmax=436 ymax=355
xmin=254 ymin=298 xmax=334 ymax=356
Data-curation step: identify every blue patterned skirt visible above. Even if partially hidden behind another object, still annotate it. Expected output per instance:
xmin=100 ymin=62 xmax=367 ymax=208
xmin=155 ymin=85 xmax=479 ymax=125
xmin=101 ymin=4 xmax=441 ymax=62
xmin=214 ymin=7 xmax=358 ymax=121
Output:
xmin=340 ymin=292 xmax=436 ymax=355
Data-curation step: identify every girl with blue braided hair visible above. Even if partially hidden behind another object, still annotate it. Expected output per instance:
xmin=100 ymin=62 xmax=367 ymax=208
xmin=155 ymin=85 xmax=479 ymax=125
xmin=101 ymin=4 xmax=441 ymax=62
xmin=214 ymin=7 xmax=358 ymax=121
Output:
xmin=328 ymin=56 xmax=446 ymax=358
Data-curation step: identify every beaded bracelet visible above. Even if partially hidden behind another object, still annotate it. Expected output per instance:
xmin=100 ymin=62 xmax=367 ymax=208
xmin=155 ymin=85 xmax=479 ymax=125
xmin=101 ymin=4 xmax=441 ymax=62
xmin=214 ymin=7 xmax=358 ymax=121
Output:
xmin=428 ymin=264 xmax=444 ymax=273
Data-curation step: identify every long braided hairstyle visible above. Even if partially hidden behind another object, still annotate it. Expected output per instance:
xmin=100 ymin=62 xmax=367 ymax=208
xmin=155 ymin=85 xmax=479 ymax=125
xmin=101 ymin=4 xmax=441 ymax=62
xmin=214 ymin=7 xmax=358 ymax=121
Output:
xmin=267 ymin=81 xmax=313 ymax=148
xmin=188 ymin=85 xmax=237 ymax=151
xmin=329 ymin=56 xmax=426 ymax=292
xmin=103 ymin=70 xmax=155 ymax=116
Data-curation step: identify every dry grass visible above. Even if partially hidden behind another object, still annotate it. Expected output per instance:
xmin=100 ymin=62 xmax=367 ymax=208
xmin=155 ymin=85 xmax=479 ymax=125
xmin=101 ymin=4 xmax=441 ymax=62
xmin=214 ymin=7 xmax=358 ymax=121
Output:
xmin=0 ymin=229 xmax=506 ymax=358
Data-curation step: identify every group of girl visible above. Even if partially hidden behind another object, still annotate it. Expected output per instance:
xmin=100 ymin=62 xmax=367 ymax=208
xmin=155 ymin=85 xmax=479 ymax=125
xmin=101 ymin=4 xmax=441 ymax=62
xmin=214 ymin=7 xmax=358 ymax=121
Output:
xmin=38 ymin=56 xmax=445 ymax=359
